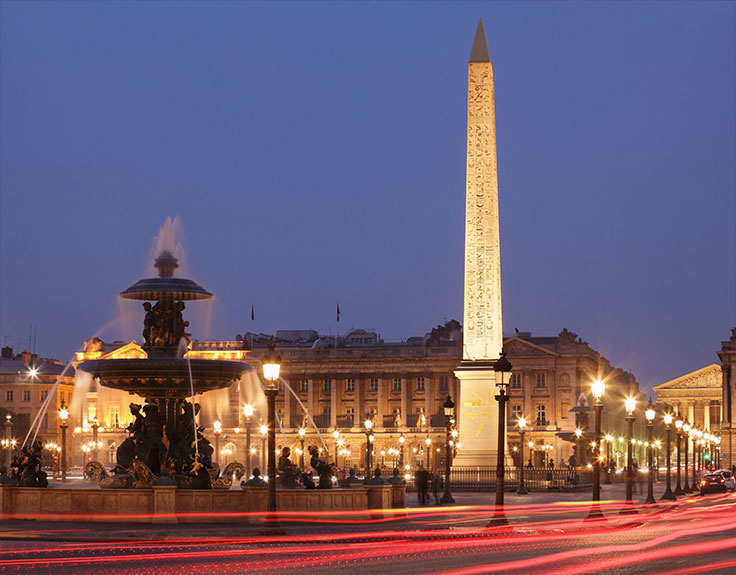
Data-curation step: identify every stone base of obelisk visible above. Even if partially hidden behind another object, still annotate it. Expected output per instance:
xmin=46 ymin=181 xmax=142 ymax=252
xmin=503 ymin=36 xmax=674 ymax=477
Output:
xmin=453 ymin=362 xmax=511 ymax=468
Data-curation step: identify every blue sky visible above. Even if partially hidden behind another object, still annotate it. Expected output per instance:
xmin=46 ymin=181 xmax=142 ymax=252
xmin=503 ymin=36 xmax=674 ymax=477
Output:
xmin=1 ymin=1 xmax=734 ymax=393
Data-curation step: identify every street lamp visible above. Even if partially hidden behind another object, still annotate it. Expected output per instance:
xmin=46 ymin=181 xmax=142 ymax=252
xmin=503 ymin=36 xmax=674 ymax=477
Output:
xmin=591 ymin=379 xmax=605 ymax=506
xmin=622 ymin=397 xmax=636 ymax=513
xmin=213 ymin=419 xmax=222 ymax=466
xmin=489 ymin=351 xmax=512 ymax=526
xmin=3 ymin=414 xmax=12 ymax=469
xmin=59 ymin=400 xmax=69 ymax=483
xmin=399 ymin=433 xmax=405 ymax=469
xmin=364 ymin=417 xmax=374 ymax=479
xmin=262 ymin=342 xmax=285 ymax=533
xmin=644 ymin=398 xmax=657 ymax=504
xmin=298 ymin=427 xmax=306 ymax=468
xmin=441 ymin=394 xmax=455 ymax=504
xmin=682 ymin=421 xmax=692 ymax=493
xmin=674 ymin=416 xmax=684 ymax=496
xmin=243 ymin=404 xmax=254 ymax=479
xmin=517 ymin=417 xmax=528 ymax=495
xmin=574 ymin=427 xmax=582 ymax=467
xmin=661 ymin=413 xmax=676 ymax=500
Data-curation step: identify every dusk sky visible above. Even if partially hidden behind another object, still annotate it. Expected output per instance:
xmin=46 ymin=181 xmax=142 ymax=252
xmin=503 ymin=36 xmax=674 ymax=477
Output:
xmin=0 ymin=2 xmax=734 ymax=394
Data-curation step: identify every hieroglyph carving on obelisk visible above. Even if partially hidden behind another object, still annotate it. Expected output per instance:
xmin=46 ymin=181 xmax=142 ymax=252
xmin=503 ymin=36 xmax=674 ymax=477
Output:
xmin=453 ymin=19 xmax=506 ymax=467
xmin=463 ymin=19 xmax=502 ymax=363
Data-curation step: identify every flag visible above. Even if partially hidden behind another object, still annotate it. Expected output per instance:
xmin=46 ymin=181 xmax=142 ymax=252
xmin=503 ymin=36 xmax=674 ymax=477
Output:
xmin=336 ymin=302 xmax=340 ymax=322
xmin=251 ymin=305 xmax=255 ymax=321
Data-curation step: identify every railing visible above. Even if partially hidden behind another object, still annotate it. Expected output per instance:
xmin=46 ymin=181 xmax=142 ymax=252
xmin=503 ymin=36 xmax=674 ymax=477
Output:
xmin=336 ymin=415 xmax=353 ymax=429
xmin=402 ymin=467 xmax=594 ymax=492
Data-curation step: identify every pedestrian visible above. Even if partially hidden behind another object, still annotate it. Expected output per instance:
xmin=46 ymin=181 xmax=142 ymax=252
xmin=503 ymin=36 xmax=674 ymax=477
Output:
xmin=431 ymin=470 xmax=442 ymax=505
xmin=415 ymin=464 xmax=429 ymax=505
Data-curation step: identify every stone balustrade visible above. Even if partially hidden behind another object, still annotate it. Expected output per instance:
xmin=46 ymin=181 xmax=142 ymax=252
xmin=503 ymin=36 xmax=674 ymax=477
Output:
xmin=0 ymin=483 xmax=406 ymax=524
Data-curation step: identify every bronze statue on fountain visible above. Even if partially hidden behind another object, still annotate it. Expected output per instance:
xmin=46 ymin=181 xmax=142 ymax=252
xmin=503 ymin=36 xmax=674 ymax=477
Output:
xmin=78 ymin=249 xmax=249 ymax=489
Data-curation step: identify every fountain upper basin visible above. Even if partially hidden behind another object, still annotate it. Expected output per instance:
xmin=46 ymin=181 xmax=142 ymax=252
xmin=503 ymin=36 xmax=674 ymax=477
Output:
xmin=78 ymin=358 xmax=251 ymax=398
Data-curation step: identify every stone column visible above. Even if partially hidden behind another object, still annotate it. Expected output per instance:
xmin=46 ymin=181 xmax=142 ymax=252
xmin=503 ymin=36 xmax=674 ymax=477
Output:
xmin=307 ymin=379 xmax=315 ymax=426
xmin=331 ymin=378 xmax=338 ymax=428
xmin=400 ymin=378 xmax=408 ymax=428
xmin=376 ymin=378 xmax=384 ymax=427
xmin=704 ymin=400 xmax=711 ymax=431
xmin=424 ymin=376 xmax=432 ymax=428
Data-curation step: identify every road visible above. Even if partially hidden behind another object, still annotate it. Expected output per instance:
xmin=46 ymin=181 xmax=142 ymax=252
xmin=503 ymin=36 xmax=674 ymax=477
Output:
xmin=2 ymin=488 xmax=736 ymax=574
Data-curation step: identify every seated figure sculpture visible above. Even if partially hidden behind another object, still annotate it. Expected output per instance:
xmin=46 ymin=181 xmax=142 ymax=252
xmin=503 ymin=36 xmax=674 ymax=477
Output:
xmin=277 ymin=447 xmax=298 ymax=488
xmin=308 ymin=445 xmax=335 ymax=489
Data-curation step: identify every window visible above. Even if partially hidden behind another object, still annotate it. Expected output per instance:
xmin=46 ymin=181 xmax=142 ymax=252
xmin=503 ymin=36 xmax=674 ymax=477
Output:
xmin=300 ymin=380 xmax=308 ymax=393
xmin=536 ymin=373 xmax=546 ymax=388
xmin=323 ymin=405 xmax=331 ymax=416
xmin=536 ymin=404 xmax=547 ymax=425
xmin=511 ymin=373 xmax=522 ymax=389
xmin=41 ymin=390 xmax=48 ymax=401
xmin=43 ymin=413 xmax=48 ymax=428
xmin=711 ymin=403 xmax=721 ymax=426
xmin=323 ymin=379 xmax=332 ymax=393
xmin=392 ymin=379 xmax=402 ymax=392
xmin=439 ymin=376 xmax=448 ymax=392
xmin=512 ymin=404 xmax=522 ymax=420
xmin=110 ymin=406 xmax=120 ymax=427
xmin=345 ymin=407 xmax=354 ymax=417
xmin=22 ymin=390 xmax=31 ymax=402
xmin=369 ymin=378 xmax=379 ymax=392
xmin=346 ymin=379 xmax=355 ymax=392
xmin=5 ymin=391 xmax=12 ymax=402
xmin=416 ymin=377 xmax=425 ymax=391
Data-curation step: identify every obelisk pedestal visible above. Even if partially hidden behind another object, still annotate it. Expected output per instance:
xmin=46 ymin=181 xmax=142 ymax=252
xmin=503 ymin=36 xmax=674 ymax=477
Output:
xmin=454 ymin=19 xmax=508 ymax=468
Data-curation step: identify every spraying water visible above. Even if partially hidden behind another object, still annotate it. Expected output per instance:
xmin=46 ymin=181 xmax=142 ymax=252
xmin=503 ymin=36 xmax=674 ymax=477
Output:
xmin=179 ymin=337 xmax=199 ymax=458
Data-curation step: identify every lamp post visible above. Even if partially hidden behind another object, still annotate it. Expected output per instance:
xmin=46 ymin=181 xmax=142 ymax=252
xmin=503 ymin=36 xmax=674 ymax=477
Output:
xmin=259 ymin=423 xmax=267 ymax=471
xmin=489 ymin=352 xmax=512 ymax=527
xmin=622 ymin=397 xmax=636 ymax=513
xmin=332 ymin=430 xmax=340 ymax=462
xmin=399 ymin=433 xmax=405 ymax=469
xmin=243 ymin=404 xmax=254 ymax=479
xmin=425 ymin=437 xmax=431 ymax=468
xmin=3 ymin=414 xmax=12 ymax=469
xmin=682 ymin=421 xmax=692 ymax=493
xmin=364 ymin=418 xmax=374 ymax=479
xmin=441 ymin=394 xmax=455 ymax=504
xmin=59 ymin=401 xmax=69 ymax=483
xmin=517 ymin=417 xmax=528 ymax=495
xmin=604 ymin=434 xmax=614 ymax=484
xmin=261 ymin=343 xmax=285 ymax=533
xmin=574 ymin=427 xmax=582 ymax=467
xmin=644 ymin=399 xmax=657 ymax=504
xmin=591 ymin=379 xmax=605 ymax=505
xmin=674 ymin=417 xmax=684 ymax=496
xmin=213 ymin=419 xmax=222 ymax=466
xmin=298 ymin=427 xmax=306 ymax=469
xmin=661 ymin=413 xmax=676 ymax=500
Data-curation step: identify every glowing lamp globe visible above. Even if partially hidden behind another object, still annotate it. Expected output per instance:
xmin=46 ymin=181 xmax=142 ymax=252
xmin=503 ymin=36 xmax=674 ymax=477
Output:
xmin=624 ymin=397 xmax=636 ymax=415
xmin=591 ymin=379 xmax=605 ymax=400
xmin=645 ymin=398 xmax=656 ymax=422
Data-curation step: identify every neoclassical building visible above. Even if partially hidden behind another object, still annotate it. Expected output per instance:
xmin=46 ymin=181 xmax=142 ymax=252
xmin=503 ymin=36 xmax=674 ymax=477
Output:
xmin=54 ymin=323 xmax=645 ymax=471
xmin=653 ymin=364 xmax=722 ymax=432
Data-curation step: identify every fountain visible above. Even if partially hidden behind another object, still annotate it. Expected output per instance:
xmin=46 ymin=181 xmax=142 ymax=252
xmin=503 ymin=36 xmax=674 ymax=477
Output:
xmin=78 ymin=249 xmax=250 ymax=488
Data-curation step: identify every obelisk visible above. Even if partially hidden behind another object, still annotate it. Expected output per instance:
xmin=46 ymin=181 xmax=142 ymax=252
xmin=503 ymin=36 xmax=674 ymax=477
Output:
xmin=453 ymin=19 xmax=506 ymax=467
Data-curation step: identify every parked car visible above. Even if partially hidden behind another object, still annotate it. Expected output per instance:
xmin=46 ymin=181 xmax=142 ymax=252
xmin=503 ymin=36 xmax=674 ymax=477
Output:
xmin=700 ymin=473 xmax=728 ymax=495
xmin=714 ymin=469 xmax=736 ymax=491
